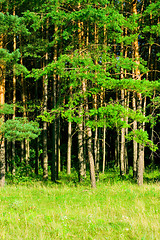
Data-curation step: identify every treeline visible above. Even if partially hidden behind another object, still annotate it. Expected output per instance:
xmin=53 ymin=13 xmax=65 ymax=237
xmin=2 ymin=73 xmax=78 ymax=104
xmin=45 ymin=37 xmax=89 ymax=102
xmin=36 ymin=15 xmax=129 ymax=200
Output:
xmin=0 ymin=0 xmax=160 ymax=187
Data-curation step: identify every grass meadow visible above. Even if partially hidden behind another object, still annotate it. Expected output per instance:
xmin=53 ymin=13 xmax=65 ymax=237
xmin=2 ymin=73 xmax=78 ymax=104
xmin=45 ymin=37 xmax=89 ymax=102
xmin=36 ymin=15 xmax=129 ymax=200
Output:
xmin=0 ymin=170 xmax=160 ymax=240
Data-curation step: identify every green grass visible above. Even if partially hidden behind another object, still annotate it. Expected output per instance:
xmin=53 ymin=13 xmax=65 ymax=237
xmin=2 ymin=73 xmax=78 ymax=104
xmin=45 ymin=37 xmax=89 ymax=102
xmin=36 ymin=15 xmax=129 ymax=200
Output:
xmin=0 ymin=171 xmax=160 ymax=239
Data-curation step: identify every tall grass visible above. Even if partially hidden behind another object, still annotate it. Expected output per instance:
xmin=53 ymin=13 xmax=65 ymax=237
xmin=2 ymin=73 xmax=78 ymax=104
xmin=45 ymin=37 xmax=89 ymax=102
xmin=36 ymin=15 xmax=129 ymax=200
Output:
xmin=0 ymin=171 xmax=160 ymax=239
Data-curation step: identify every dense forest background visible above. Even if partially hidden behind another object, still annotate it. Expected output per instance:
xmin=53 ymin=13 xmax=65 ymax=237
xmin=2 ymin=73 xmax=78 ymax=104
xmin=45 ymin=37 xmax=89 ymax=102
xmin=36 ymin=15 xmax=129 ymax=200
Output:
xmin=0 ymin=0 xmax=160 ymax=187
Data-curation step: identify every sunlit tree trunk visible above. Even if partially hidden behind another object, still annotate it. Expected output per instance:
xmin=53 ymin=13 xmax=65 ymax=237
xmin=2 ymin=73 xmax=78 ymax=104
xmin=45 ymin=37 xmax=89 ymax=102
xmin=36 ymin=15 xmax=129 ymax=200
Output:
xmin=57 ymin=75 xmax=61 ymax=174
xmin=132 ymin=0 xmax=144 ymax=185
xmin=115 ymin=92 xmax=120 ymax=168
xmin=67 ymin=30 xmax=74 ymax=175
xmin=120 ymin=15 xmax=126 ymax=175
xmin=78 ymin=103 xmax=85 ymax=181
xmin=137 ymin=94 xmax=143 ymax=186
xmin=120 ymin=89 xmax=125 ymax=176
xmin=20 ymin=41 xmax=25 ymax=163
xmin=147 ymin=2 xmax=154 ymax=168
xmin=86 ymin=97 xmax=96 ymax=188
xmin=67 ymin=118 xmax=72 ymax=174
xmin=42 ymin=18 xmax=48 ymax=180
xmin=124 ymin=28 xmax=129 ymax=174
xmin=42 ymin=72 xmax=48 ymax=180
xmin=120 ymin=46 xmax=125 ymax=175
xmin=51 ymin=24 xmax=58 ymax=182
xmin=125 ymin=90 xmax=129 ymax=174
xmin=11 ymin=6 xmax=16 ymax=176
xmin=151 ymin=91 xmax=155 ymax=168
xmin=132 ymin=91 xmax=137 ymax=179
xmin=94 ymin=21 xmax=99 ymax=181
xmin=101 ymin=91 xmax=106 ymax=174
xmin=77 ymin=5 xmax=86 ymax=181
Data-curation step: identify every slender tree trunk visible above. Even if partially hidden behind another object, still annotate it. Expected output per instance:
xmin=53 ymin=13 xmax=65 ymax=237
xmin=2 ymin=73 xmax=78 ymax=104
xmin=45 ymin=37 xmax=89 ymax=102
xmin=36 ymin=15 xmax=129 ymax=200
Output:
xmin=51 ymin=24 xmax=58 ymax=182
xmin=102 ymin=22 xmax=107 ymax=172
xmin=0 ymin=137 xmax=5 ymax=187
xmin=35 ymin=76 xmax=39 ymax=175
xmin=94 ymin=21 xmax=99 ymax=179
xmin=42 ymin=18 xmax=48 ymax=180
xmin=0 ymin=34 xmax=5 ymax=187
xmin=86 ymin=98 xmax=96 ymax=188
xmin=151 ymin=91 xmax=156 ymax=168
xmin=120 ymin=20 xmax=126 ymax=175
xmin=115 ymin=92 xmax=120 ymax=167
xmin=87 ymin=125 xmax=96 ymax=188
xmin=132 ymin=0 xmax=144 ymax=185
xmin=20 ymin=45 xmax=30 ymax=168
xmin=120 ymin=91 xmax=125 ymax=175
xmin=132 ymin=92 xmax=137 ymax=179
xmin=102 ymin=125 xmax=106 ymax=173
xmin=42 ymin=73 xmax=48 ymax=180
xmin=78 ymin=104 xmax=85 ymax=181
xmin=57 ymin=112 xmax=61 ymax=173
xmin=93 ymin=94 xmax=99 ymax=179
xmin=137 ymin=94 xmax=144 ymax=186
xmin=12 ymin=7 xmax=16 ymax=175
xmin=124 ymin=28 xmax=129 ymax=173
xmin=96 ymin=128 xmax=100 ymax=181
xmin=77 ymin=6 xmax=86 ymax=181
xmin=67 ymin=120 xmax=72 ymax=174
xmin=35 ymin=135 xmax=39 ymax=175
xmin=125 ymin=90 xmax=129 ymax=174
xmin=67 ymin=84 xmax=73 ymax=174
xmin=20 ymin=36 xmax=24 ymax=163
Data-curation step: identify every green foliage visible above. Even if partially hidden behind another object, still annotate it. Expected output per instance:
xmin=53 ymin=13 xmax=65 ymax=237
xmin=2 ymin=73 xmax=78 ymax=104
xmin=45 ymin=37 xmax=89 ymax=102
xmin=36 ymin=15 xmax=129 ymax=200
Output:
xmin=0 ymin=12 xmax=30 ymax=36
xmin=0 ymin=0 xmax=159 ymax=187
xmin=0 ymin=103 xmax=14 ymax=115
xmin=0 ymin=48 xmax=29 ymax=76
xmin=2 ymin=117 xmax=41 ymax=141
xmin=126 ymin=129 xmax=158 ymax=152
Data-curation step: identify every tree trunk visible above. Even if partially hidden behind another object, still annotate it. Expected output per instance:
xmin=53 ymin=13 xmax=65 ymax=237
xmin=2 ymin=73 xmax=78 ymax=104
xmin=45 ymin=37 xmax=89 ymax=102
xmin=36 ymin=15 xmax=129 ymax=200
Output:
xmin=78 ymin=104 xmax=85 ymax=181
xmin=0 ymin=139 xmax=5 ymax=187
xmin=67 ymin=120 xmax=72 ymax=174
xmin=43 ymin=86 xmax=48 ymax=180
xmin=0 ymin=34 xmax=5 ymax=187
xmin=67 ymin=85 xmax=73 ymax=175
xmin=86 ymin=121 xmax=96 ymax=188
xmin=132 ymin=0 xmax=144 ymax=185
xmin=12 ymin=6 xmax=16 ymax=175
xmin=120 ymin=89 xmax=125 ymax=175
xmin=120 ymin=21 xmax=126 ymax=175
xmin=42 ymin=18 xmax=48 ymax=180
xmin=86 ymin=95 xmax=96 ymax=188
xmin=51 ymin=24 xmax=58 ymax=182
xmin=125 ymin=90 xmax=129 ymax=174
xmin=57 ymin=114 xmax=61 ymax=173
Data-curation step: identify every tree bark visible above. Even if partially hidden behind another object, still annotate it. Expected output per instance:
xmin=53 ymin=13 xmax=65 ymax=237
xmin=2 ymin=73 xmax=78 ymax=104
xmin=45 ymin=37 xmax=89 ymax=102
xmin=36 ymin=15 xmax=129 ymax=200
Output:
xmin=67 ymin=120 xmax=72 ymax=174
xmin=51 ymin=24 xmax=58 ymax=182
xmin=12 ymin=6 xmax=16 ymax=176
xmin=0 ymin=34 xmax=5 ymax=187
xmin=132 ymin=0 xmax=144 ymax=185
xmin=86 ymin=120 xmax=96 ymax=188
xmin=120 ymin=89 xmax=125 ymax=175
xmin=86 ymin=94 xmax=96 ymax=188
xmin=78 ymin=104 xmax=85 ymax=181
xmin=42 ymin=18 xmax=48 ymax=180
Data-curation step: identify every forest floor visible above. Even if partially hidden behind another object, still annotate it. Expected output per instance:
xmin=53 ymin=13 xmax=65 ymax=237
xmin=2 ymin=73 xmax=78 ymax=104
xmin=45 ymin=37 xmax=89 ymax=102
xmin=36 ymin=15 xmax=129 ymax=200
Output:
xmin=0 ymin=169 xmax=160 ymax=240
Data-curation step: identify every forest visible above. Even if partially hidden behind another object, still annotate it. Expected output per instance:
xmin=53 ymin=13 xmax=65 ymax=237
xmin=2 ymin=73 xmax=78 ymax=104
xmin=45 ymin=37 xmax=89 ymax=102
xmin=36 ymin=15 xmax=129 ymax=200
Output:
xmin=0 ymin=0 xmax=160 ymax=188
